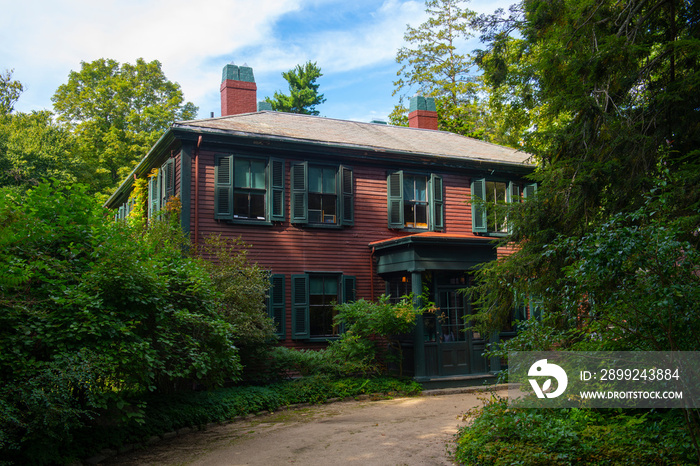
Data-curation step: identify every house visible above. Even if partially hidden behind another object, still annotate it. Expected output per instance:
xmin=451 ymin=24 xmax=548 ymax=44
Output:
xmin=106 ymin=64 xmax=536 ymax=386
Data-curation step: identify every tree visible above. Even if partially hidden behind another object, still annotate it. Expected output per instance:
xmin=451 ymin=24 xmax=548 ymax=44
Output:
xmin=0 ymin=69 xmax=24 ymax=115
xmin=392 ymin=0 xmax=491 ymax=139
xmin=0 ymin=111 xmax=78 ymax=192
xmin=51 ymin=58 xmax=198 ymax=194
xmin=264 ymin=61 xmax=326 ymax=115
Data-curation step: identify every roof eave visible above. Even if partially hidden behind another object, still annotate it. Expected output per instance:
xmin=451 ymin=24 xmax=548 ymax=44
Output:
xmin=103 ymin=130 xmax=177 ymax=208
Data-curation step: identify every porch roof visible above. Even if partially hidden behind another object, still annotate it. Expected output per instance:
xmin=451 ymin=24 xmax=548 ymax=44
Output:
xmin=369 ymin=233 xmax=499 ymax=274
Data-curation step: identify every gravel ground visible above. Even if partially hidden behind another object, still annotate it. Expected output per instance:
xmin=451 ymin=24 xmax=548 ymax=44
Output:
xmin=101 ymin=386 xmax=507 ymax=466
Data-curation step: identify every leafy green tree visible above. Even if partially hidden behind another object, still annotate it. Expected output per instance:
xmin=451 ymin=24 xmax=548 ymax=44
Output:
xmin=392 ymin=0 xmax=491 ymax=139
xmin=0 ymin=110 xmax=78 ymax=192
xmin=0 ymin=69 xmax=23 ymax=115
xmin=264 ymin=61 xmax=326 ymax=115
xmin=51 ymin=58 xmax=198 ymax=194
xmin=468 ymin=0 xmax=700 ymax=347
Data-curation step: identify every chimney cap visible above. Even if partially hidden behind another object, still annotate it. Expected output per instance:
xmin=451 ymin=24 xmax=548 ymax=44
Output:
xmin=409 ymin=95 xmax=436 ymax=113
xmin=222 ymin=64 xmax=255 ymax=83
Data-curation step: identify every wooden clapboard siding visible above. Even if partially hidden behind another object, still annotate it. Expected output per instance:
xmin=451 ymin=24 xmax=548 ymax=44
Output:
xmin=186 ymin=148 xmax=509 ymax=343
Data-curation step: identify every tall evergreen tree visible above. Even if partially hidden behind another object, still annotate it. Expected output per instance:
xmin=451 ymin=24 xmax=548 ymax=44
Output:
xmin=391 ymin=0 xmax=491 ymax=139
xmin=264 ymin=61 xmax=326 ymax=115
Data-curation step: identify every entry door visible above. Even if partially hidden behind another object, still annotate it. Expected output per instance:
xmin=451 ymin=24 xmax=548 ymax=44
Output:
xmin=437 ymin=290 xmax=470 ymax=376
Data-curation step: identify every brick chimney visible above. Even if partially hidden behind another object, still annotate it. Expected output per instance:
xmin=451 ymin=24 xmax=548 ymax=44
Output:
xmin=408 ymin=96 xmax=438 ymax=130
xmin=220 ymin=64 xmax=257 ymax=116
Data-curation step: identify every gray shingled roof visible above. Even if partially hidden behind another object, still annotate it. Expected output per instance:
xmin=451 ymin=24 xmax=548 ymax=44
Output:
xmin=176 ymin=111 xmax=532 ymax=166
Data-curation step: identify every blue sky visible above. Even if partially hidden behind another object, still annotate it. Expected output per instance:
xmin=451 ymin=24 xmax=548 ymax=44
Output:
xmin=1 ymin=0 xmax=512 ymax=123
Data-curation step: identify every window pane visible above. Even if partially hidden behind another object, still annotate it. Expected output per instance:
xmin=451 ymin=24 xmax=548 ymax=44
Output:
xmin=324 ymin=277 xmax=338 ymax=295
xmin=322 ymin=194 xmax=336 ymax=223
xmin=234 ymin=159 xmax=249 ymax=188
xmin=403 ymin=177 xmax=414 ymax=201
xmin=323 ymin=168 xmax=336 ymax=193
xmin=310 ymin=277 xmax=323 ymax=294
xmin=495 ymin=182 xmax=506 ymax=203
xmin=233 ymin=192 xmax=249 ymax=218
xmin=485 ymin=181 xmax=496 ymax=203
xmin=415 ymin=176 xmax=427 ymax=201
xmin=415 ymin=204 xmax=427 ymax=227
xmin=250 ymin=193 xmax=265 ymax=219
xmin=309 ymin=166 xmax=322 ymax=193
xmin=251 ymin=160 xmax=266 ymax=189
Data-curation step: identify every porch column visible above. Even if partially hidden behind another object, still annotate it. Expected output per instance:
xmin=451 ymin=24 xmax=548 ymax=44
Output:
xmin=411 ymin=271 xmax=426 ymax=378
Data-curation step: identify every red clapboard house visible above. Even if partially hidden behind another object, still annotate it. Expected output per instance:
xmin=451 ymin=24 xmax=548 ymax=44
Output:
xmin=106 ymin=64 xmax=536 ymax=385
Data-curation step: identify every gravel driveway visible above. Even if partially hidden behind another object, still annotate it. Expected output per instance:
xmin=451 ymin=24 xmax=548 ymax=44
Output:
xmin=103 ymin=386 xmax=507 ymax=465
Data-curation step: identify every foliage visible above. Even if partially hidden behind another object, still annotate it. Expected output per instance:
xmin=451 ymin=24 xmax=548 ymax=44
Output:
xmin=333 ymin=295 xmax=423 ymax=375
xmin=468 ymin=0 xmax=700 ymax=348
xmin=263 ymin=61 xmax=326 ymax=115
xmin=267 ymin=338 xmax=379 ymax=378
xmin=392 ymin=0 xmax=494 ymax=140
xmin=51 ymin=58 xmax=198 ymax=194
xmin=196 ymin=235 xmax=277 ymax=378
xmin=0 ymin=69 xmax=23 ymax=115
xmin=0 ymin=111 xmax=78 ymax=191
xmin=0 ymin=182 xmax=242 ymax=463
xmin=453 ymin=395 xmax=697 ymax=465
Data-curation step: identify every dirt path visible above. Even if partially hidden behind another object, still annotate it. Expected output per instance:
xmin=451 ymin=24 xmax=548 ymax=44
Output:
xmin=103 ymin=387 xmax=506 ymax=466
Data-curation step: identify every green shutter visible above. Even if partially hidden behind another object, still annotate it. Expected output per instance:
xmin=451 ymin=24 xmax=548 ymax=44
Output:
xmin=430 ymin=174 xmax=444 ymax=231
xmin=290 ymin=162 xmax=308 ymax=224
xmin=340 ymin=165 xmax=354 ymax=226
xmin=523 ymin=182 xmax=537 ymax=199
xmin=269 ymin=274 xmax=286 ymax=338
xmin=269 ymin=158 xmax=285 ymax=222
xmin=291 ymin=274 xmax=309 ymax=339
xmin=149 ymin=176 xmax=159 ymax=219
xmin=508 ymin=181 xmax=520 ymax=203
xmin=387 ymin=171 xmax=404 ymax=229
xmin=471 ymin=178 xmax=487 ymax=233
xmin=342 ymin=275 xmax=356 ymax=303
xmin=215 ymin=154 xmax=233 ymax=220
xmin=161 ymin=159 xmax=175 ymax=206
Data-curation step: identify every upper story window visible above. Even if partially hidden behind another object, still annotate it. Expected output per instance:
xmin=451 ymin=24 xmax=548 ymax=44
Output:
xmin=234 ymin=158 xmax=266 ymax=220
xmin=215 ymin=154 xmax=285 ymax=223
xmin=471 ymin=178 xmax=536 ymax=234
xmin=404 ymin=175 xmax=428 ymax=229
xmin=308 ymin=166 xmax=338 ymax=224
xmin=387 ymin=171 xmax=443 ymax=231
xmin=290 ymin=162 xmax=354 ymax=227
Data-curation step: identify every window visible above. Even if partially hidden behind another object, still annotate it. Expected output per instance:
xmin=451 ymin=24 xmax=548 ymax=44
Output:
xmin=148 ymin=158 xmax=174 ymax=220
xmin=215 ymin=154 xmax=285 ymax=223
xmin=234 ymin=158 xmax=266 ymax=220
xmin=404 ymin=175 xmax=428 ymax=228
xmin=471 ymin=178 xmax=536 ymax=234
xmin=290 ymin=162 xmax=353 ymax=226
xmin=308 ymin=166 xmax=337 ymax=224
xmin=387 ymin=171 xmax=443 ymax=231
xmin=291 ymin=273 xmax=356 ymax=339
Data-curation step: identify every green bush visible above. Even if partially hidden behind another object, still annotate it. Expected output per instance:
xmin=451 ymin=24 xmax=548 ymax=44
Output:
xmin=454 ymin=395 xmax=697 ymax=465
xmin=0 ymin=182 xmax=245 ymax=463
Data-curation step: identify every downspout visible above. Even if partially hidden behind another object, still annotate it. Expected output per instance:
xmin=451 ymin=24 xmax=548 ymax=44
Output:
xmin=370 ymin=247 xmax=376 ymax=300
xmin=194 ymin=135 xmax=202 ymax=248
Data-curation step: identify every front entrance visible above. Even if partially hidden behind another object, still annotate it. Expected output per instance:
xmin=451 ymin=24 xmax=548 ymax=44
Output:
xmin=420 ymin=285 xmax=489 ymax=377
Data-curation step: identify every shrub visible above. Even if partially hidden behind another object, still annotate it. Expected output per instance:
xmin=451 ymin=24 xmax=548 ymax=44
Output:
xmin=0 ymin=182 xmax=245 ymax=463
xmin=454 ymin=395 xmax=697 ymax=465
